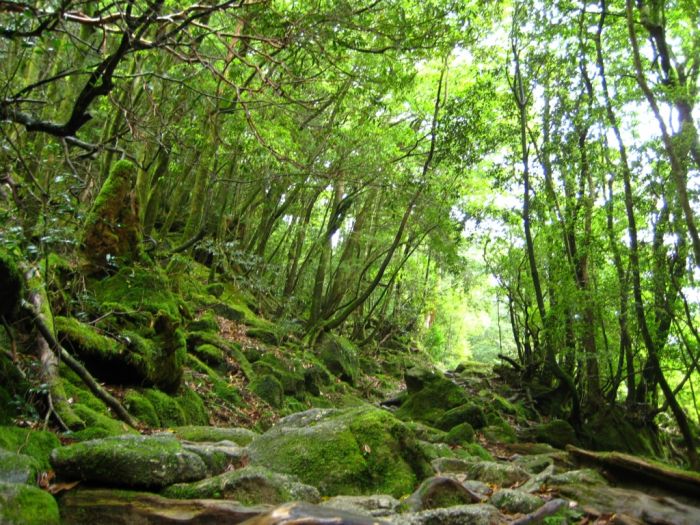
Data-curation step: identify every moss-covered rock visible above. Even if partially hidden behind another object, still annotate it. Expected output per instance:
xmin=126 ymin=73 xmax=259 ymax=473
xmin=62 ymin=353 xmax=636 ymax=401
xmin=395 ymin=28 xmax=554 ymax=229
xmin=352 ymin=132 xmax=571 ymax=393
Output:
xmin=489 ymin=488 xmax=544 ymax=514
xmin=82 ymin=160 xmax=142 ymax=270
xmin=247 ymin=407 xmax=432 ymax=497
xmin=0 ymin=249 xmax=24 ymax=322
xmin=481 ymin=423 xmax=517 ymax=445
xmin=0 ymin=426 xmax=60 ymax=471
xmin=162 ymin=465 xmax=320 ymax=505
xmin=404 ymin=366 xmax=444 ymax=394
xmin=445 ymin=422 xmax=475 ymax=446
xmin=50 ymin=434 xmax=207 ymax=488
xmin=252 ymin=355 xmax=305 ymax=395
xmin=401 ymin=476 xmax=480 ymax=512
xmin=172 ymin=426 xmax=258 ymax=445
xmin=318 ymin=334 xmax=360 ymax=385
xmin=71 ymin=403 xmax=134 ymax=438
xmin=0 ymin=449 xmax=40 ymax=485
xmin=0 ymin=482 xmax=60 ymax=525
xmin=250 ymin=374 xmax=284 ymax=408
xmin=532 ymin=419 xmax=578 ymax=449
xmin=180 ymin=441 xmax=247 ymax=476
xmin=435 ymin=403 xmax=486 ymax=431
xmin=584 ymin=407 xmax=658 ymax=456
xmin=123 ymin=390 xmax=160 ymax=427
xmin=464 ymin=461 xmax=530 ymax=486
xmin=395 ymin=377 xmax=469 ymax=427
xmin=191 ymin=343 xmax=225 ymax=367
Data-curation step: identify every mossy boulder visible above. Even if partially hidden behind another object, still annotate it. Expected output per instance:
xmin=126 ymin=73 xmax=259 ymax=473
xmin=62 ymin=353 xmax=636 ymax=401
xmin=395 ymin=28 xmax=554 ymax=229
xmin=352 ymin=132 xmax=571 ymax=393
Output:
xmin=401 ymin=476 xmax=480 ymax=512
xmin=250 ymin=374 xmax=284 ymax=408
xmin=252 ymin=354 xmax=305 ymax=395
xmin=125 ymin=388 xmax=208 ymax=428
xmin=0 ymin=482 xmax=60 ymax=525
xmin=489 ymin=488 xmax=544 ymax=514
xmin=404 ymin=366 xmax=444 ymax=394
xmin=445 ymin=422 xmax=475 ymax=446
xmin=50 ymin=434 xmax=207 ymax=489
xmin=584 ymin=407 xmax=658 ymax=456
xmin=435 ymin=403 xmax=486 ymax=431
xmin=0 ymin=426 xmax=60 ymax=471
xmin=0 ymin=449 xmax=40 ymax=485
xmin=532 ymin=419 xmax=578 ymax=449
xmin=318 ymin=334 xmax=360 ymax=385
xmin=481 ymin=422 xmax=517 ymax=444
xmin=395 ymin=377 xmax=469 ymax=427
xmin=162 ymin=465 xmax=320 ymax=505
xmin=82 ymin=160 xmax=142 ymax=270
xmin=0 ymin=249 xmax=24 ymax=322
xmin=247 ymin=407 xmax=432 ymax=497
xmin=464 ymin=461 xmax=530 ymax=486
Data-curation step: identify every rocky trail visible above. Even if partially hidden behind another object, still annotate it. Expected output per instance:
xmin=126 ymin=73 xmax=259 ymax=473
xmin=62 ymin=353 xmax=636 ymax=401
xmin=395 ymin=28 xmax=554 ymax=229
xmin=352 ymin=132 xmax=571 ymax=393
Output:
xmin=3 ymin=363 xmax=700 ymax=525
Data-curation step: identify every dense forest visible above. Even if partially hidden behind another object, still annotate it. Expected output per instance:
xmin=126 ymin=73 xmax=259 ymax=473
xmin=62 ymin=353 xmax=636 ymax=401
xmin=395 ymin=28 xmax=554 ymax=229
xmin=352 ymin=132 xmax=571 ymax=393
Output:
xmin=1 ymin=1 xmax=700 ymax=524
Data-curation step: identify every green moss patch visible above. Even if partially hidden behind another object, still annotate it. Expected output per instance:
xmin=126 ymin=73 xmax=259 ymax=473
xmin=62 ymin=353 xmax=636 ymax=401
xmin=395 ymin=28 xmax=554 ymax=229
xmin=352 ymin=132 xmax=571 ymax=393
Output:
xmin=172 ymin=426 xmax=258 ymax=445
xmin=0 ymin=482 xmax=60 ymax=525
xmin=0 ymin=426 xmax=60 ymax=471
xmin=395 ymin=378 xmax=469 ymax=427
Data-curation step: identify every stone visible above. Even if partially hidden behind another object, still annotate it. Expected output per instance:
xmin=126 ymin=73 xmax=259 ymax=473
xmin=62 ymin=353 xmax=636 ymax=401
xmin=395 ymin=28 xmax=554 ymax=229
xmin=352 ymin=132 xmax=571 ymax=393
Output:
xmin=531 ymin=419 xmax=577 ymax=449
xmin=58 ymin=488 xmax=269 ymax=525
xmin=172 ymin=426 xmax=258 ymax=445
xmin=239 ymin=502 xmax=390 ymax=524
xmin=401 ymin=476 xmax=481 ymax=512
xmin=392 ymin=504 xmax=502 ymax=525
xmin=445 ymin=422 xmax=475 ymax=445
xmin=431 ymin=457 xmax=478 ymax=474
xmin=162 ymin=466 xmax=320 ymax=505
xmin=250 ymin=374 xmax=284 ymax=408
xmin=321 ymin=495 xmax=400 ymax=517
xmin=489 ymin=488 xmax=544 ymax=514
xmin=0 ymin=481 xmax=60 ymax=525
xmin=463 ymin=461 xmax=530 ymax=487
xmin=50 ymin=434 xmax=207 ymax=488
xmin=0 ymin=449 xmax=40 ymax=485
xmin=247 ymin=407 xmax=431 ymax=497
xmin=181 ymin=441 xmax=248 ymax=475
xmin=404 ymin=367 xmax=443 ymax=394
xmin=318 ymin=334 xmax=360 ymax=385
xmin=435 ymin=404 xmax=487 ymax=431
xmin=395 ymin=377 xmax=469 ymax=427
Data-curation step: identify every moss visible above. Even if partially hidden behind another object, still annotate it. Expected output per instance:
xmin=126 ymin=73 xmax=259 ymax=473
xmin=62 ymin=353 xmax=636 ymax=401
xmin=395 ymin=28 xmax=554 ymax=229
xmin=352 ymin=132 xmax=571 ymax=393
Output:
xmin=395 ymin=378 xmax=469 ymax=426
xmin=482 ymin=422 xmax=517 ymax=444
xmin=0 ymin=426 xmax=60 ymax=471
xmin=248 ymin=407 xmax=431 ymax=497
xmin=0 ymin=353 xmax=28 ymax=424
xmin=187 ymin=312 xmax=219 ymax=334
xmin=435 ymin=403 xmax=486 ymax=431
xmin=318 ymin=334 xmax=360 ymax=385
xmin=533 ymin=419 xmax=578 ymax=449
xmin=250 ymin=374 xmax=284 ymax=408
xmin=0 ymin=249 xmax=24 ymax=321
xmin=192 ymin=343 xmax=225 ymax=367
xmin=71 ymin=404 xmax=134 ymax=437
xmin=0 ymin=449 xmax=41 ymax=485
xmin=186 ymin=354 xmax=242 ymax=406
xmin=172 ymin=426 xmax=258 ymax=445
xmin=142 ymin=389 xmax=187 ymax=426
xmin=82 ymin=160 xmax=142 ymax=270
xmin=445 ymin=422 xmax=475 ymax=445
xmin=123 ymin=390 xmax=160 ymax=427
xmin=175 ymin=388 xmax=208 ymax=426
xmin=187 ymin=332 xmax=253 ymax=380
xmin=205 ymin=283 xmax=225 ymax=298
xmin=55 ymin=316 xmax=121 ymax=358
xmin=252 ymin=355 xmax=305 ymax=395
xmin=0 ymin=481 xmax=60 ymax=525
xmin=463 ymin=443 xmax=493 ymax=461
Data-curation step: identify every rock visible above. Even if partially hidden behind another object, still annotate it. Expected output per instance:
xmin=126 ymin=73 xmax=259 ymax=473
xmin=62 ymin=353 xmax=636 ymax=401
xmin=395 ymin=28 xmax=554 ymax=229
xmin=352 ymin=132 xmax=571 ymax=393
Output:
xmin=172 ymin=426 xmax=258 ymax=445
xmin=395 ymin=377 xmax=469 ymax=427
xmin=511 ymin=453 xmax=556 ymax=474
xmin=404 ymin=367 xmax=443 ymax=394
xmin=162 ymin=466 xmax=320 ymax=505
xmin=58 ymin=488 xmax=269 ymax=525
xmin=489 ymin=488 xmax=544 ymax=514
xmin=0 ymin=426 xmax=60 ymax=471
xmin=401 ymin=476 xmax=481 ymax=512
xmin=239 ymin=502 xmax=390 ymax=524
xmin=431 ymin=457 xmax=478 ymax=474
xmin=0 ymin=449 xmax=40 ymax=485
xmin=392 ymin=504 xmax=502 ymax=525
xmin=406 ymin=422 xmax=449 ymax=443
xmin=481 ymin=423 xmax=517 ymax=444
xmin=50 ymin=434 xmax=207 ymax=488
xmin=463 ymin=461 xmax=530 ymax=486
xmin=531 ymin=419 xmax=578 ymax=449
xmin=435 ymin=404 xmax=487 ymax=431
xmin=321 ymin=495 xmax=400 ymax=517
xmin=250 ymin=374 xmax=284 ymax=408
xmin=181 ymin=441 xmax=248 ymax=475
xmin=0 ymin=481 xmax=60 ymax=525
xmin=247 ymin=407 xmax=431 ymax=497
xmin=445 ymin=423 xmax=475 ymax=445
xmin=318 ymin=334 xmax=360 ymax=385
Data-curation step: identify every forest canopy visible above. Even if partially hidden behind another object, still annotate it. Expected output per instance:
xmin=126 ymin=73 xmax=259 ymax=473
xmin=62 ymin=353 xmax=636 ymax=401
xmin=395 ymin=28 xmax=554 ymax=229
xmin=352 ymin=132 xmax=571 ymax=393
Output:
xmin=1 ymin=0 xmax=700 ymax=470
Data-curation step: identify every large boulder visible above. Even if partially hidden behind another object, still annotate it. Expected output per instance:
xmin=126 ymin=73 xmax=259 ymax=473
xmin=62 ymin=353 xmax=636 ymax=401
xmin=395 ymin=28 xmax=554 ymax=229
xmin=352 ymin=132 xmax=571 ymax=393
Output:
xmin=395 ymin=376 xmax=469 ymax=427
xmin=50 ymin=434 xmax=207 ymax=489
xmin=0 ymin=449 xmax=40 ymax=485
xmin=58 ymin=488 xmax=268 ymax=525
xmin=247 ymin=407 xmax=432 ymax=497
xmin=0 ymin=482 xmax=60 ymax=525
xmin=162 ymin=466 xmax=320 ymax=505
